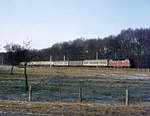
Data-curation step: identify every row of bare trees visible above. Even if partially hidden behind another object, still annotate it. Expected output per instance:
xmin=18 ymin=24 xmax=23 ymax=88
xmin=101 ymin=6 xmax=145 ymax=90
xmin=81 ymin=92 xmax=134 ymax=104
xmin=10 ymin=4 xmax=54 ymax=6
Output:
xmin=32 ymin=28 xmax=150 ymax=68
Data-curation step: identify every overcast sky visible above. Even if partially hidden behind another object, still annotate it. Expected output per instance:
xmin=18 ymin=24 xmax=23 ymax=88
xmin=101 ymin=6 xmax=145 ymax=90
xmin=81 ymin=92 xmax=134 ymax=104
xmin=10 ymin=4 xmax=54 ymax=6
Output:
xmin=0 ymin=0 xmax=150 ymax=52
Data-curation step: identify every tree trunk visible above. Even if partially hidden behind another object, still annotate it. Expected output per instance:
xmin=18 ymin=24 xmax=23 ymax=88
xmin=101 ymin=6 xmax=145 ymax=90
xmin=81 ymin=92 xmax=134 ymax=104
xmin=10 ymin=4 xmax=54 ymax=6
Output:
xmin=10 ymin=65 xmax=14 ymax=75
xmin=24 ymin=62 xmax=28 ymax=91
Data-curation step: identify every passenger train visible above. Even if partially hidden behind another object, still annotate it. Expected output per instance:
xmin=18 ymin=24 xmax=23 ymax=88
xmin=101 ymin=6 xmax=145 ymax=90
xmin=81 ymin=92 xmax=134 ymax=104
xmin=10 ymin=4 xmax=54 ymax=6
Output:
xmin=20 ymin=59 xmax=131 ymax=68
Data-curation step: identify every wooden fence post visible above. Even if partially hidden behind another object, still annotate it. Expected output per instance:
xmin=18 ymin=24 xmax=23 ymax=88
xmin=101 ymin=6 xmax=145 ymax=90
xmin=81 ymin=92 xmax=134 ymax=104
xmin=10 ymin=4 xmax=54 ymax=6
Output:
xmin=59 ymin=86 xmax=61 ymax=102
xmin=78 ymin=88 xmax=82 ymax=103
xmin=58 ymin=83 xmax=61 ymax=102
xmin=126 ymin=88 xmax=128 ymax=106
xmin=28 ymin=85 xmax=32 ymax=102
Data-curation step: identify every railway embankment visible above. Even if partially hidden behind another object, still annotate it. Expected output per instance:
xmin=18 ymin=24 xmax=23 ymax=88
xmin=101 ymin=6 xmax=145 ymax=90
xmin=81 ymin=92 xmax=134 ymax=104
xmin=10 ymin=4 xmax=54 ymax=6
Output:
xmin=1 ymin=65 xmax=150 ymax=76
xmin=26 ymin=66 xmax=150 ymax=77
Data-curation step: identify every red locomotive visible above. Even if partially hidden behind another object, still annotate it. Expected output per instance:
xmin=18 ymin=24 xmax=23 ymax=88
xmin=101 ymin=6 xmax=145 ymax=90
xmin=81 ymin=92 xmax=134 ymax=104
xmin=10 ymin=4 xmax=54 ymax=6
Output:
xmin=108 ymin=59 xmax=131 ymax=67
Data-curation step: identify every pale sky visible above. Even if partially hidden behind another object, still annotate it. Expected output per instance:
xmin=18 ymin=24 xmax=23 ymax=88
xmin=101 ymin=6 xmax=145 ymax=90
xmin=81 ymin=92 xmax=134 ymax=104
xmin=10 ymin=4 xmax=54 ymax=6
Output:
xmin=0 ymin=0 xmax=150 ymax=52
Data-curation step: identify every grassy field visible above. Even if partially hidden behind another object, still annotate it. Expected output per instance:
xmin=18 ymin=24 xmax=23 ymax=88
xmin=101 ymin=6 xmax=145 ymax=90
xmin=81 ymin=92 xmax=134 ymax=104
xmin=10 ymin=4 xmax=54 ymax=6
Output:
xmin=0 ymin=65 xmax=150 ymax=103
xmin=0 ymin=65 xmax=150 ymax=115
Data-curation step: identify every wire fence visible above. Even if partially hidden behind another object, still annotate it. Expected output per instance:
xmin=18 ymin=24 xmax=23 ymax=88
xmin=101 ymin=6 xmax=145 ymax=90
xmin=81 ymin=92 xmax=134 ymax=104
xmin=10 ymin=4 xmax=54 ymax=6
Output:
xmin=1 ymin=82 xmax=150 ymax=105
xmin=0 ymin=67 xmax=150 ymax=105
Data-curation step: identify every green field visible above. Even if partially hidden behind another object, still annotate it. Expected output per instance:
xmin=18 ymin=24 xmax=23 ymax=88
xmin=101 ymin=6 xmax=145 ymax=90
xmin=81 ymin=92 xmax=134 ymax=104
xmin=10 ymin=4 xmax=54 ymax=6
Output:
xmin=0 ymin=65 xmax=150 ymax=105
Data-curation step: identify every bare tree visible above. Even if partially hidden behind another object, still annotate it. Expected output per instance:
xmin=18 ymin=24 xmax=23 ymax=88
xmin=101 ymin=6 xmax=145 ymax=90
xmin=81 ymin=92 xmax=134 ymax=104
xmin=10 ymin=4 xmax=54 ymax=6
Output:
xmin=4 ymin=41 xmax=33 ymax=91
xmin=4 ymin=43 xmax=23 ymax=75
xmin=22 ymin=41 xmax=32 ymax=91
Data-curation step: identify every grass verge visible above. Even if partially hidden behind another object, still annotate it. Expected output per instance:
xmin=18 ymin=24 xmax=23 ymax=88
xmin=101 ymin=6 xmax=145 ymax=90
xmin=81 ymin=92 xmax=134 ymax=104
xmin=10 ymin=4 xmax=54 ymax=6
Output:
xmin=0 ymin=100 xmax=150 ymax=116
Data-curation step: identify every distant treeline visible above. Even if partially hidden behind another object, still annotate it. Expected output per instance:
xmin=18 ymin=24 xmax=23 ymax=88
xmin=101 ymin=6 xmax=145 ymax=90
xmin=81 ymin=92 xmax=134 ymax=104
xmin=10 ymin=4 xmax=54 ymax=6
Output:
xmin=2 ymin=28 xmax=150 ymax=68
xmin=0 ymin=53 xmax=6 ymax=64
xmin=30 ymin=28 xmax=149 ymax=68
